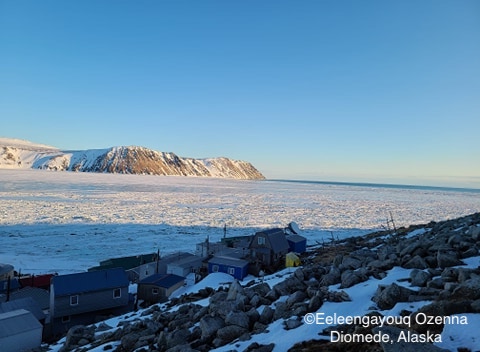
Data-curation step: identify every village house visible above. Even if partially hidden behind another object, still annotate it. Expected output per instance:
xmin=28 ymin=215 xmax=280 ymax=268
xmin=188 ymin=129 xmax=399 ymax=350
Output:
xmin=137 ymin=274 xmax=185 ymax=304
xmin=48 ymin=268 xmax=130 ymax=336
xmin=129 ymin=252 xmax=203 ymax=282
xmin=196 ymin=240 xmax=228 ymax=257
xmin=286 ymin=234 xmax=307 ymax=253
xmin=18 ymin=273 xmax=54 ymax=291
xmin=249 ymin=228 xmax=290 ymax=267
xmin=166 ymin=254 xmax=204 ymax=277
xmin=0 ymin=309 xmax=43 ymax=352
xmin=92 ymin=253 xmax=157 ymax=271
xmin=0 ymin=297 xmax=46 ymax=324
xmin=5 ymin=286 xmax=50 ymax=312
xmin=208 ymin=256 xmax=249 ymax=280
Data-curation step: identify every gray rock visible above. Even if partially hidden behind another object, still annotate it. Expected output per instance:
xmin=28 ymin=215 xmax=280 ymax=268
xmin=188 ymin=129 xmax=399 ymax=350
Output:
xmin=468 ymin=225 xmax=480 ymax=240
xmin=227 ymin=280 xmax=246 ymax=301
xmin=246 ymin=307 xmax=260 ymax=326
xmin=367 ymin=259 xmax=395 ymax=270
xmin=410 ymin=269 xmax=431 ymax=287
xmin=341 ymin=256 xmax=363 ymax=270
xmin=273 ymin=301 xmax=289 ymax=320
xmin=120 ymin=333 xmax=141 ymax=351
xmin=61 ymin=325 xmax=95 ymax=352
xmin=320 ymin=266 xmax=341 ymax=286
xmin=399 ymin=241 xmax=423 ymax=257
xmin=461 ymin=247 xmax=479 ymax=258
xmin=307 ymin=294 xmax=323 ymax=312
xmin=273 ymin=275 xmax=305 ymax=296
xmin=452 ymin=276 xmax=480 ymax=300
xmin=247 ymin=282 xmax=271 ymax=298
xmin=284 ymin=318 xmax=302 ymax=330
xmin=403 ymin=255 xmax=428 ymax=269
xmin=264 ymin=289 xmax=279 ymax=302
xmin=225 ymin=311 xmax=250 ymax=329
xmin=440 ymin=267 xmax=458 ymax=282
xmin=340 ymin=270 xmax=367 ymax=288
xmin=243 ymin=342 xmax=275 ymax=352
xmin=216 ymin=325 xmax=248 ymax=344
xmin=165 ymin=328 xmax=190 ymax=349
xmin=259 ymin=306 xmax=275 ymax=324
xmin=471 ymin=298 xmax=480 ymax=312
xmin=436 ymin=251 xmax=463 ymax=268
xmin=372 ymin=283 xmax=417 ymax=310
xmin=286 ymin=290 xmax=307 ymax=307
xmin=199 ymin=315 xmax=225 ymax=340
xmin=293 ymin=268 xmax=305 ymax=281
xmin=252 ymin=321 xmax=268 ymax=334
xmin=427 ymin=277 xmax=444 ymax=289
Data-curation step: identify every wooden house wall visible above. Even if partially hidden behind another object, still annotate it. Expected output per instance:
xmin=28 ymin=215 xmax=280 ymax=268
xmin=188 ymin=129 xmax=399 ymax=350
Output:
xmin=52 ymin=287 xmax=128 ymax=318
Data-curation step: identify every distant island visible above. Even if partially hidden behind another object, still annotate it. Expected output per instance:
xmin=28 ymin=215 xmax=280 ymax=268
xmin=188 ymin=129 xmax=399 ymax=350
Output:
xmin=0 ymin=137 xmax=265 ymax=180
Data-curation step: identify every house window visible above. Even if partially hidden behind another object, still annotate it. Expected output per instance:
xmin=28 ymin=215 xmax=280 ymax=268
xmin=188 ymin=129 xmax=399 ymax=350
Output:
xmin=113 ymin=288 xmax=122 ymax=299
xmin=258 ymin=236 xmax=265 ymax=245
xmin=152 ymin=288 xmax=159 ymax=295
xmin=228 ymin=267 xmax=235 ymax=276
xmin=212 ymin=265 xmax=219 ymax=273
xmin=62 ymin=316 xmax=71 ymax=323
xmin=70 ymin=295 xmax=79 ymax=306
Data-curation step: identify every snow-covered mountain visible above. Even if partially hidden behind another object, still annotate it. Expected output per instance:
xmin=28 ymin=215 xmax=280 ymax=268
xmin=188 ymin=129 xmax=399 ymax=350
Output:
xmin=0 ymin=138 xmax=265 ymax=180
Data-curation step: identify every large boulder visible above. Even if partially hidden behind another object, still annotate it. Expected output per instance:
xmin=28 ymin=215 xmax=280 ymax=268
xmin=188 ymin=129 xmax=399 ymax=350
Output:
xmin=410 ymin=269 xmax=431 ymax=287
xmin=227 ymin=280 xmax=246 ymax=301
xmin=451 ymin=276 xmax=480 ymax=300
xmin=199 ymin=315 xmax=225 ymax=341
xmin=286 ymin=290 xmax=307 ymax=307
xmin=340 ymin=270 xmax=367 ymax=288
xmin=403 ymin=255 xmax=429 ymax=269
xmin=372 ymin=283 xmax=417 ymax=310
xmin=61 ymin=325 xmax=95 ymax=352
xmin=436 ymin=251 xmax=463 ymax=268
xmin=215 ymin=325 xmax=248 ymax=345
xmin=225 ymin=311 xmax=250 ymax=329
xmin=259 ymin=306 xmax=275 ymax=325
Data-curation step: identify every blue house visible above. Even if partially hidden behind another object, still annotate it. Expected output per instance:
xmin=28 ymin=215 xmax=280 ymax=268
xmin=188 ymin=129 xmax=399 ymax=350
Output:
xmin=286 ymin=234 xmax=307 ymax=253
xmin=49 ymin=268 xmax=130 ymax=336
xmin=208 ymin=256 xmax=249 ymax=280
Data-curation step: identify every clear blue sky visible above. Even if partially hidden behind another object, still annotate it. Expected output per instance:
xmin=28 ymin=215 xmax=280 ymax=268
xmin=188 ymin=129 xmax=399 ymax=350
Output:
xmin=1 ymin=1 xmax=479 ymax=188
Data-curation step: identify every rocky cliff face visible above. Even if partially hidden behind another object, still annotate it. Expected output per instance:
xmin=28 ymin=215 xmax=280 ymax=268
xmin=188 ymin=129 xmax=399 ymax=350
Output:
xmin=0 ymin=139 xmax=265 ymax=180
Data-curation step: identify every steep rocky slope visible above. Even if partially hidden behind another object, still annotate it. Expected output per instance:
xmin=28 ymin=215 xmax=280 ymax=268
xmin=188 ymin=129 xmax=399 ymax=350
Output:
xmin=49 ymin=212 xmax=480 ymax=352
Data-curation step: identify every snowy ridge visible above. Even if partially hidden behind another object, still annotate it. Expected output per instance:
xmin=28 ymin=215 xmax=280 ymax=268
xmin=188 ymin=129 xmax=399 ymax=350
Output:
xmin=0 ymin=138 xmax=265 ymax=180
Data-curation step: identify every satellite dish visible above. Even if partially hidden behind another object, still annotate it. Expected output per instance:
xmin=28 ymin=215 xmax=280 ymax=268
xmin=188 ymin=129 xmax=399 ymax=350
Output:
xmin=288 ymin=222 xmax=300 ymax=234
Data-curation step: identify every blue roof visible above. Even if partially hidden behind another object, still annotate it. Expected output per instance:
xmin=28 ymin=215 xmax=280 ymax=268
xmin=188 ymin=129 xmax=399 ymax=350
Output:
xmin=139 ymin=274 xmax=185 ymax=288
xmin=52 ymin=268 xmax=129 ymax=296
xmin=208 ymin=256 xmax=249 ymax=268
xmin=286 ymin=234 xmax=307 ymax=243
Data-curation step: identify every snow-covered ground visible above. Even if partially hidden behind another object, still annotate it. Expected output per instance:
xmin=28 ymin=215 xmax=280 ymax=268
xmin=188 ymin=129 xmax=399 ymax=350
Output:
xmin=1 ymin=169 xmax=479 ymax=274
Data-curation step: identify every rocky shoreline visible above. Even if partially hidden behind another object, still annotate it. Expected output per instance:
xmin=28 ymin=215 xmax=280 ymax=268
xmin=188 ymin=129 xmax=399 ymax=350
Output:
xmin=51 ymin=212 xmax=480 ymax=352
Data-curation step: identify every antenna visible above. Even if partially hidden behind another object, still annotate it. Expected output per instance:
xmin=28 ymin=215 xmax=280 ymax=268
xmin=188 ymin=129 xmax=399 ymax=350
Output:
xmin=288 ymin=222 xmax=300 ymax=234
